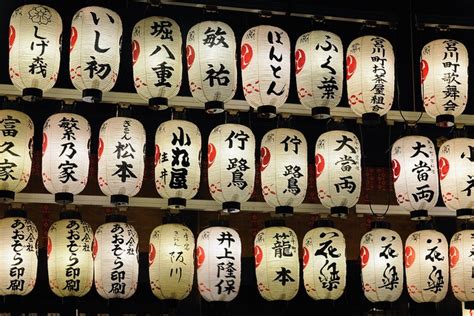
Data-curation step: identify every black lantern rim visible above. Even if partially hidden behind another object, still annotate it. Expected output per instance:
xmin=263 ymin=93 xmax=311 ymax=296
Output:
xmin=257 ymin=105 xmax=277 ymax=119
xmin=205 ymin=101 xmax=225 ymax=114
xmin=82 ymin=89 xmax=102 ymax=103
xmin=149 ymin=97 xmax=169 ymax=111
xmin=436 ymin=114 xmax=455 ymax=128
xmin=222 ymin=201 xmax=241 ymax=214
xmin=311 ymin=107 xmax=331 ymax=120
xmin=111 ymin=194 xmax=129 ymax=206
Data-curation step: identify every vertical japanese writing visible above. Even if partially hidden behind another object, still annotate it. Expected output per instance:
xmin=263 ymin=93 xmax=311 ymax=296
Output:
xmin=409 ymin=141 xmax=436 ymax=203
xmin=369 ymin=37 xmax=388 ymax=112
xmin=440 ymin=40 xmax=461 ymax=112
xmin=109 ymin=224 xmax=126 ymax=294
xmin=423 ymin=238 xmax=445 ymax=293
xmin=266 ymin=30 xmax=286 ymax=96
xmin=378 ymin=235 xmax=400 ymax=290
xmin=64 ymin=220 xmax=81 ymax=292
xmin=160 ymin=127 xmax=192 ymax=190
xmin=57 ymin=117 xmax=80 ymax=183
xmin=169 ymin=229 xmax=190 ymax=282
xmin=315 ymin=35 xmax=339 ymax=100
xmin=214 ymin=231 xmax=237 ymax=295
xmin=112 ymin=120 xmax=138 ymax=183
xmin=150 ymin=19 xmax=176 ymax=88
xmin=314 ymin=231 xmax=341 ymax=291
xmin=0 ymin=115 xmax=20 ymax=182
xmin=333 ymin=134 xmax=359 ymax=194
xmin=272 ymin=230 xmax=296 ymax=286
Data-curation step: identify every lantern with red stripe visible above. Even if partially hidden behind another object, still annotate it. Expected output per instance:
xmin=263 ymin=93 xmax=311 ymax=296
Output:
xmin=9 ymin=4 xmax=62 ymax=101
xmin=207 ymin=123 xmax=255 ymax=213
xmin=450 ymin=229 xmax=474 ymax=305
xmin=132 ymin=16 xmax=182 ymax=110
xmin=241 ymin=25 xmax=291 ymax=118
xmin=70 ymin=6 xmax=122 ymax=103
xmin=295 ymin=31 xmax=343 ymax=119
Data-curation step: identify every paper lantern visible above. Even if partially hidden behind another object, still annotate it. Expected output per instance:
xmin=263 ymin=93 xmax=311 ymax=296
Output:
xmin=260 ymin=128 xmax=307 ymax=215
xmin=42 ymin=113 xmax=90 ymax=204
xmin=241 ymin=25 xmax=291 ymax=118
xmin=439 ymin=138 xmax=474 ymax=219
xmin=132 ymin=16 xmax=182 ymax=110
xmin=47 ymin=212 xmax=94 ymax=297
xmin=405 ymin=228 xmax=449 ymax=303
xmin=149 ymin=223 xmax=195 ymax=300
xmin=94 ymin=215 xmax=139 ymax=299
xmin=346 ymin=35 xmax=395 ymax=125
xmin=315 ymin=130 xmax=361 ymax=217
xmin=98 ymin=117 xmax=145 ymax=206
xmin=9 ymin=4 xmax=62 ymax=101
xmin=196 ymin=222 xmax=241 ymax=302
xmin=207 ymin=123 xmax=255 ymax=213
xmin=450 ymin=229 xmax=474 ymax=304
xmin=303 ymin=220 xmax=346 ymax=300
xmin=0 ymin=209 xmax=38 ymax=296
xmin=155 ymin=120 xmax=201 ymax=209
xmin=462 ymin=302 xmax=474 ymax=316
xmin=391 ymin=136 xmax=439 ymax=220
xmin=421 ymin=39 xmax=468 ymax=127
xmin=255 ymin=221 xmax=299 ymax=301
xmin=360 ymin=222 xmax=404 ymax=303
xmin=295 ymin=31 xmax=344 ymax=119
xmin=70 ymin=6 xmax=122 ymax=103
xmin=0 ymin=109 xmax=34 ymax=203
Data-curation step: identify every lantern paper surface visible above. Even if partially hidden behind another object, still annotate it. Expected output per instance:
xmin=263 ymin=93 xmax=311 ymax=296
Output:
xmin=132 ymin=16 xmax=182 ymax=109
xmin=463 ymin=303 xmax=474 ymax=316
xmin=196 ymin=226 xmax=241 ymax=302
xmin=450 ymin=230 xmax=474 ymax=302
xmin=303 ymin=227 xmax=346 ymax=300
xmin=48 ymin=219 xmax=94 ymax=297
xmin=405 ymin=229 xmax=449 ymax=303
xmin=255 ymin=226 xmax=299 ymax=301
xmin=0 ymin=217 xmax=38 ymax=295
xmin=360 ymin=228 xmax=404 ymax=302
xmin=207 ymin=123 xmax=255 ymax=212
xmin=149 ymin=223 xmax=194 ymax=300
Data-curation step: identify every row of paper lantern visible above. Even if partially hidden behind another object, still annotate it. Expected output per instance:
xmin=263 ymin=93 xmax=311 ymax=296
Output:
xmin=9 ymin=5 xmax=469 ymax=126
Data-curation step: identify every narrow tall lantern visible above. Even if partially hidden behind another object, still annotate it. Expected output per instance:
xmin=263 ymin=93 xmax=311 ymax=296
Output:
xmin=47 ymin=211 xmax=93 ymax=297
xmin=303 ymin=220 xmax=346 ymax=300
xmin=255 ymin=220 xmax=299 ymax=301
xmin=450 ymin=229 xmax=474 ymax=306
xmin=0 ymin=109 xmax=34 ymax=203
xmin=295 ymin=31 xmax=344 ymax=119
xmin=9 ymin=4 xmax=62 ymax=101
xmin=98 ymin=117 xmax=145 ymax=206
xmin=421 ymin=39 xmax=468 ymax=127
xmin=315 ymin=130 xmax=361 ymax=217
xmin=187 ymin=21 xmax=237 ymax=114
xmin=439 ymin=138 xmax=474 ymax=219
xmin=360 ymin=222 xmax=404 ymax=303
xmin=94 ymin=214 xmax=139 ymax=299
xmin=132 ymin=16 xmax=182 ymax=110
xmin=346 ymin=35 xmax=395 ymax=125
xmin=196 ymin=221 xmax=241 ymax=302
xmin=70 ymin=6 xmax=122 ymax=103
xmin=207 ymin=123 xmax=255 ymax=213
xmin=155 ymin=120 xmax=201 ymax=209
xmin=149 ymin=222 xmax=195 ymax=300
xmin=391 ymin=136 xmax=439 ymax=220
xmin=0 ymin=209 xmax=38 ymax=296
xmin=260 ymin=128 xmax=307 ymax=215
xmin=241 ymin=25 xmax=291 ymax=118
xmin=42 ymin=113 xmax=90 ymax=204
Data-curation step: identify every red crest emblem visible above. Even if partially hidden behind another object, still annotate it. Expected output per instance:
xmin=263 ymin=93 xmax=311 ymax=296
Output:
xmin=260 ymin=147 xmax=271 ymax=172
xmin=295 ymin=49 xmax=306 ymax=75
xmin=449 ymin=245 xmax=459 ymax=268
xmin=254 ymin=245 xmax=263 ymax=268
xmin=420 ymin=59 xmax=429 ymax=84
xmin=241 ymin=43 xmax=253 ymax=70
xmin=8 ymin=25 xmax=15 ymax=52
xmin=439 ymin=157 xmax=449 ymax=180
xmin=391 ymin=159 xmax=401 ymax=182
xmin=346 ymin=55 xmax=357 ymax=80
xmin=315 ymin=154 xmax=325 ymax=178
xmin=70 ymin=27 xmax=78 ymax=53
xmin=149 ymin=243 xmax=156 ymax=266
xmin=360 ymin=246 xmax=369 ymax=268
xmin=132 ymin=40 xmax=140 ymax=66
xmin=186 ymin=45 xmax=195 ymax=70
xmin=196 ymin=246 xmax=205 ymax=268
xmin=208 ymin=143 xmax=216 ymax=168
xmin=405 ymin=246 xmax=416 ymax=268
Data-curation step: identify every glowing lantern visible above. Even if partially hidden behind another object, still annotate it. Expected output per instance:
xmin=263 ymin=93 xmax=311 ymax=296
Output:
xmin=207 ymin=123 xmax=255 ymax=213
xmin=187 ymin=21 xmax=237 ymax=114
xmin=70 ymin=6 xmax=122 ymax=103
xmin=315 ymin=130 xmax=361 ymax=217
xmin=9 ymin=4 xmax=62 ymax=101
xmin=132 ymin=16 xmax=182 ymax=110
xmin=241 ymin=25 xmax=291 ymax=118
xmin=450 ymin=229 xmax=474 ymax=304
xmin=295 ymin=31 xmax=343 ymax=119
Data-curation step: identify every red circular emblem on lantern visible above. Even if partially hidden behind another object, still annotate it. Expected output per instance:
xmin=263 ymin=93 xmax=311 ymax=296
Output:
xmin=405 ymin=246 xmax=416 ymax=268
xmin=439 ymin=157 xmax=449 ymax=180
xmin=346 ymin=55 xmax=357 ymax=80
xmin=98 ymin=138 xmax=104 ymax=160
xmin=186 ymin=45 xmax=195 ymax=70
xmin=241 ymin=43 xmax=253 ymax=70
xmin=295 ymin=49 xmax=306 ymax=75
xmin=69 ymin=27 xmax=78 ymax=53
xmin=196 ymin=246 xmax=205 ymax=268
xmin=132 ymin=40 xmax=140 ymax=66
xmin=420 ymin=59 xmax=429 ymax=84
xmin=208 ymin=143 xmax=216 ymax=168
xmin=254 ymin=245 xmax=263 ymax=268
xmin=154 ymin=144 xmax=160 ymax=166
xmin=391 ymin=159 xmax=401 ymax=182
xmin=303 ymin=246 xmax=309 ymax=269
xmin=42 ymin=132 xmax=48 ymax=156
xmin=360 ymin=246 xmax=369 ymax=268
xmin=149 ymin=243 xmax=156 ymax=266
xmin=92 ymin=237 xmax=98 ymax=259
xmin=260 ymin=147 xmax=271 ymax=172
xmin=8 ymin=25 xmax=15 ymax=52
xmin=449 ymin=245 xmax=459 ymax=268
xmin=315 ymin=154 xmax=325 ymax=178
xmin=47 ymin=236 xmax=52 ymax=258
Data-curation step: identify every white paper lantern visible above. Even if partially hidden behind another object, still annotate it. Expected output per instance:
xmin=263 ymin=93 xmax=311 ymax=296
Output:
xmin=315 ymin=130 xmax=361 ymax=217
xmin=391 ymin=136 xmax=439 ymax=220
xmin=155 ymin=120 xmax=201 ymax=209
xmin=0 ymin=210 xmax=38 ymax=296
xmin=207 ymin=123 xmax=255 ymax=213
xmin=421 ymin=39 xmax=468 ymax=127
xmin=196 ymin=223 xmax=241 ymax=302
xmin=9 ymin=4 xmax=62 ymax=101
xmin=132 ymin=16 xmax=182 ymax=110
xmin=405 ymin=228 xmax=449 ymax=303
xmin=47 ymin=212 xmax=94 ymax=297
xmin=260 ymin=128 xmax=307 ymax=215
xmin=94 ymin=215 xmax=139 ymax=299
xmin=439 ymin=138 xmax=474 ymax=219
xmin=450 ymin=229 xmax=474 ymax=303
xmin=462 ymin=302 xmax=474 ymax=316
xmin=98 ymin=117 xmax=145 ymax=206
xmin=302 ymin=221 xmax=346 ymax=300
xmin=42 ymin=113 xmax=90 ymax=204
xmin=70 ymin=6 xmax=122 ymax=103
xmin=346 ymin=35 xmax=395 ymax=125
xmin=295 ymin=31 xmax=343 ymax=119
xmin=149 ymin=223 xmax=195 ymax=300
xmin=0 ymin=109 xmax=34 ymax=203
xmin=360 ymin=223 xmax=404 ymax=302
xmin=255 ymin=221 xmax=299 ymax=301
xmin=241 ymin=25 xmax=291 ymax=118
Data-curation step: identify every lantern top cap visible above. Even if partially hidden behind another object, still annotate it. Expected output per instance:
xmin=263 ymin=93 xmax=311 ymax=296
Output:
xmin=265 ymin=219 xmax=285 ymax=227
xmin=313 ymin=219 xmax=334 ymax=228
xmin=209 ymin=219 xmax=229 ymax=227
xmin=371 ymin=221 xmax=391 ymax=229
xmin=105 ymin=214 xmax=127 ymax=223
xmin=4 ymin=208 xmax=26 ymax=219
xmin=415 ymin=220 xmax=434 ymax=231
xmin=460 ymin=221 xmax=474 ymax=231
xmin=59 ymin=210 xmax=82 ymax=220
xmin=163 ymin=213 xmax=182 ymax=224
